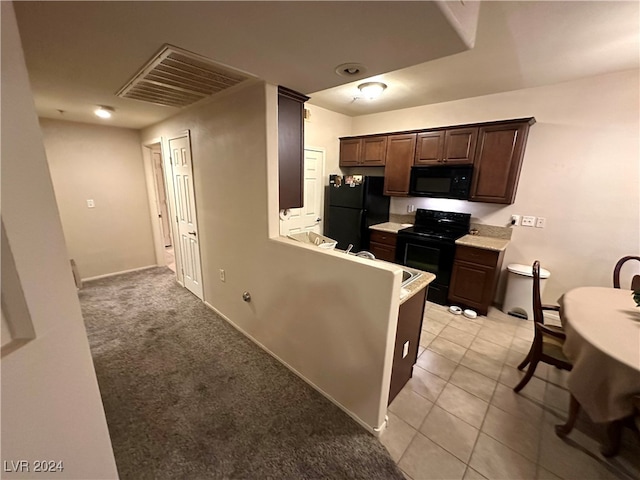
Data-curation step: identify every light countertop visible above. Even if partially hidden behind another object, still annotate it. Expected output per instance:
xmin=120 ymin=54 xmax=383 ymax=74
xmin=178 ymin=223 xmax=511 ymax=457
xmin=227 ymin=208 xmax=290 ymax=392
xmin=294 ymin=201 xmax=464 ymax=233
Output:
xmin=456 ymin=235 xmax=510 ymax=252
xmin=370 ymin=222 xmax=413 ymax=234
xmin=399 ymin=269 xmax=436 ymax=304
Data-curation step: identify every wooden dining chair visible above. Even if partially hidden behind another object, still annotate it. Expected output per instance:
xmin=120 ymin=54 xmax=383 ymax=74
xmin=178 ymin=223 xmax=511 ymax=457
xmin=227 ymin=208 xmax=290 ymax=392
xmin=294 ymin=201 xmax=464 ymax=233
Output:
xmin=613 ymin=256 xmax=640 ymax=291
xmin=513 ymin=260 xmax=572 ymax=393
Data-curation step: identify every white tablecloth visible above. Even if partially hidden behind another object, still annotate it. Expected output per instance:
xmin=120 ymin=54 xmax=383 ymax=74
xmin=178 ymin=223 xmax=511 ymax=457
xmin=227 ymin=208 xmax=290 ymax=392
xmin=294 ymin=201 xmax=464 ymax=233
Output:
xmin=559 ymin=286 xmax=640 ymax=423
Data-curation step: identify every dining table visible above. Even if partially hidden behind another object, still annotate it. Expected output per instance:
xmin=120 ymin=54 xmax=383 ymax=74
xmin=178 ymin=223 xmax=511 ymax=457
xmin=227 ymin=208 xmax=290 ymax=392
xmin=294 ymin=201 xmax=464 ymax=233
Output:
xmin=555 ymin=286 xmax=640 ymax=456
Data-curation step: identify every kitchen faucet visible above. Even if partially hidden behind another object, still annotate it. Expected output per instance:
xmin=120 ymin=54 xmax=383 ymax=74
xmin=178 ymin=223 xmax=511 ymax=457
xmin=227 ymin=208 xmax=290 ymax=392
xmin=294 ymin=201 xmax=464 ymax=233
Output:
xmin=343 ymin=244 xmax=375 ymax=260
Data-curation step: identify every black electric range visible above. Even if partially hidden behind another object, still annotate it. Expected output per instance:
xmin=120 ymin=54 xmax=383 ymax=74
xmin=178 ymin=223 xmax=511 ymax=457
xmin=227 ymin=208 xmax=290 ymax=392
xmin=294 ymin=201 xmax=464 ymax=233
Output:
xmin=396 ymin=209 xmax=471 ymax=305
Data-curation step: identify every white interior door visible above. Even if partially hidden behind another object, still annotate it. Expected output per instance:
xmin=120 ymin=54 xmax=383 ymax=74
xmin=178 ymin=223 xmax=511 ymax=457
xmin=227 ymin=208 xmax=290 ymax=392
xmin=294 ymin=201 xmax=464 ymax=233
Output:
xmin=169 ymin=134 xmax=203 ymax=299
xmin=281 ymin=148 xmax=325 ymax=236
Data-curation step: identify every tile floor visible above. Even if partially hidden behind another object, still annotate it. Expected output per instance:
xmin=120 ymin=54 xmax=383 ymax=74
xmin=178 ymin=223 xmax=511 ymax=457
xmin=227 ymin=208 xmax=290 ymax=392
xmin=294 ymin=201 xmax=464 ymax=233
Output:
xmin=379 ymin=302 xmax=640 ymax=480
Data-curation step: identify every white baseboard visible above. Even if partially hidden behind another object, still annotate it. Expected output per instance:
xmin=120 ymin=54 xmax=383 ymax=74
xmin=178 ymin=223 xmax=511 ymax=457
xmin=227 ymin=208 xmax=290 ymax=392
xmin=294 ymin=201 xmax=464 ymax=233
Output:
xmin=82 ymin=264 xmax=159 ymax=282
xmin=203 ymin=300 xmax=383 ymax=435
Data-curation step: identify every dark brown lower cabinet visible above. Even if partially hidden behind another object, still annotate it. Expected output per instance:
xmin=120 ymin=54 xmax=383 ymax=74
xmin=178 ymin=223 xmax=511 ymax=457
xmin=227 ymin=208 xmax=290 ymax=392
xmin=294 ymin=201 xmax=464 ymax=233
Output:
xmin=389 ymin=286 xmax=427 ymax=405
xmin=369 ymin=230 xmax=397 ymax=263
xmin=448 ymin=245 xmax=505 ymax=316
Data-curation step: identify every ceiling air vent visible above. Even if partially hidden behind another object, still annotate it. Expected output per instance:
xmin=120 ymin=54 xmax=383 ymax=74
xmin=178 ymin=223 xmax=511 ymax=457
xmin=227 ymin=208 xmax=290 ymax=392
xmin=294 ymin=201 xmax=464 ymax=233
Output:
xmin=116 ymin=44 xmax=252 ymax=108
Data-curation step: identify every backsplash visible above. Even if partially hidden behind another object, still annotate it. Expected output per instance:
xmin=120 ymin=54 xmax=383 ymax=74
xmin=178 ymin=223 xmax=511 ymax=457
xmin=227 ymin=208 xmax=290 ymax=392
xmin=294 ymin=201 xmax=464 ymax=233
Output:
xmin=390 ymin=213 xmax=415 ymax=224
xmin=469 ymin=223 xmax=512 ymax=240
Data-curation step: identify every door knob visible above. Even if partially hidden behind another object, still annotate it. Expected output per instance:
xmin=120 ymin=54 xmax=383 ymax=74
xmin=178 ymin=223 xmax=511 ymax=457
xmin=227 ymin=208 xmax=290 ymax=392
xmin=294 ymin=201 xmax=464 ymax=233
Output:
xmin=188 ymin=231 xmax=197 ymax=236
xmin=316 ymin=217 xmax=322 ymax=222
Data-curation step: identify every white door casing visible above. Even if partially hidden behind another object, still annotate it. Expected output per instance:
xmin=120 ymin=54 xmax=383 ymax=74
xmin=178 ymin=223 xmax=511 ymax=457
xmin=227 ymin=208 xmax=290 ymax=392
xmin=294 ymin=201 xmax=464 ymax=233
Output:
xmin=280 ymin=148 xmax=325 ymax=236
xmin=152 ymin=148 xmax=172 ymax=247
xmin=168 ymin=134 xmax=203 ymax=299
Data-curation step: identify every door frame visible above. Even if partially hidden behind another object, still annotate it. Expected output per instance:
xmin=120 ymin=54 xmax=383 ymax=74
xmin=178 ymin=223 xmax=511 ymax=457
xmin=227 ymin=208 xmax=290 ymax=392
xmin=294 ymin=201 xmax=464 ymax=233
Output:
xmin=142 ymin=131 xmax=202 ymax=293
xmin=143 ymin=137 xmax=175 ymax=274
xmin=151 ymin=145 xmax=172 ymax=248
xmin=279 ymin=146 xmax=326 ymax=236
xmin=306 ymin=146 xmax=326 ymax=234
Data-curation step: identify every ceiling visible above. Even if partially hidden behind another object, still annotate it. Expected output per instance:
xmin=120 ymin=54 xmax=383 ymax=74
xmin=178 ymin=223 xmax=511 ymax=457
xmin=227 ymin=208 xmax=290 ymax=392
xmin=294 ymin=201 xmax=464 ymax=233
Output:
xmin=13 ymin=1 xmax=639 ymax=130
xmin=311 ymin=1 xmax=640 ymax=116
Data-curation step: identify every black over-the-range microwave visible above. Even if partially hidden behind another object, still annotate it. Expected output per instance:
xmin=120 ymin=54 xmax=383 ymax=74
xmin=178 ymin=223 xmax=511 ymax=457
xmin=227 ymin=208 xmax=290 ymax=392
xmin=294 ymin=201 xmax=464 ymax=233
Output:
xmin=409 ymin=165 xmax=473 ymax=199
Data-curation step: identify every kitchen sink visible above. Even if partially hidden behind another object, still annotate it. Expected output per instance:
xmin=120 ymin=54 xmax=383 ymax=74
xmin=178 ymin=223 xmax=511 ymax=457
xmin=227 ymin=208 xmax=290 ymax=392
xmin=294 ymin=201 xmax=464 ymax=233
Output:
xmin=344 ymin=249 xmax=421 ymax=288
xmin=401 ymin=269 xmax=422 ymax=287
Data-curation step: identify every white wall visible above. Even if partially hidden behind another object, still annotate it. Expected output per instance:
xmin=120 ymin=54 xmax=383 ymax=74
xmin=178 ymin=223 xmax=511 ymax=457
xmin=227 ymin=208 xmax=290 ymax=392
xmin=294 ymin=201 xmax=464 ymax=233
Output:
xmin=351 ymin=70 xmax=640 ymax=303
xmin=141 ymin=82 xmax=402 ymax=431
xmin=304 ymin=103 xmax=352 ymax=178
xmin=1 ymin=3 xmax=119 ymax=478
xmin=40 ymin=119 xmax=157 ymax=279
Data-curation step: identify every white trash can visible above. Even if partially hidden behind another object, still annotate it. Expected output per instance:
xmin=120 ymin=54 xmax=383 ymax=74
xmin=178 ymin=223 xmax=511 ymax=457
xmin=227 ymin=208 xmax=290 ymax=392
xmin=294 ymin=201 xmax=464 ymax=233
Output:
xmin=502 ymin=263 xmax=550 ymax=320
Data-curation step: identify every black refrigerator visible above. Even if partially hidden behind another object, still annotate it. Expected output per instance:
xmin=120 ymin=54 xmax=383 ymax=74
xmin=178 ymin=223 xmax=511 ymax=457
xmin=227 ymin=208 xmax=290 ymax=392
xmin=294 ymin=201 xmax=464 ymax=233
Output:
xmin=325 ymin=175 xmax=390 ymax=251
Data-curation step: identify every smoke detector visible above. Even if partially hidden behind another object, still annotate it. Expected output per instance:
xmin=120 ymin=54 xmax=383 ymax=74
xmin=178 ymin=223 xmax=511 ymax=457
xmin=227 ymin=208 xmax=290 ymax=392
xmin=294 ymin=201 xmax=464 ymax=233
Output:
xmin=334 ymin=63 xmax=368 ymax=78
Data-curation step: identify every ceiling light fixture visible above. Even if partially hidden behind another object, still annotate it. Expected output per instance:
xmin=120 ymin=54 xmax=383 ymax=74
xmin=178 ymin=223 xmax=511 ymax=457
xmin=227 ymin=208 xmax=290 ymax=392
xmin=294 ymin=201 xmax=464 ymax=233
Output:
xmin=358 ymin=82 xmax=387 ymax=100
xmin=94 ymin=106 xmax=114 ymax=119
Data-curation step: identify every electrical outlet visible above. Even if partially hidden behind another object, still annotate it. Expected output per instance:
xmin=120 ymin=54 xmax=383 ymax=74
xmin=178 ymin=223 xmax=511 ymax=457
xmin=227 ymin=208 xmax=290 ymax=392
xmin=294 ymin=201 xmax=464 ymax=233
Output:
xmin=536 ymin=217 xmax=546 ymax=228
xmin=87 ymin=199 xmax=95 ymax=208
xmin=521 ymin=216 xmax=536 ymax=227
xmin=511 ymin=214 xmax=520 ymax=226
xmin=219 ymin=269 xmax=225 ymax=282
xmin=407 ymin=204 xmax=416 ymax=213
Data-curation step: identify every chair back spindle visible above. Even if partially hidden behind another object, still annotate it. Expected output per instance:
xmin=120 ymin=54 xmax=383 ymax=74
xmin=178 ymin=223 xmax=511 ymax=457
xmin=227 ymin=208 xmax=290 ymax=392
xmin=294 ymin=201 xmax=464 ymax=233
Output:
xmin=613 ymin=256 xmax=640 ymax=290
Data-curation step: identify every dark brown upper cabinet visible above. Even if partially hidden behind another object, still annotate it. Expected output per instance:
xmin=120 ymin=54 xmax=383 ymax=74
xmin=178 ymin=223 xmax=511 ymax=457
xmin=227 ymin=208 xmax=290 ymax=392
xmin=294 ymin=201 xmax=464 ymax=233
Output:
xmin=415 ymin=127 xmax=477 ymax=165
xmin=339 ymin=117 xmax=535 ymax=201
xmin=339 ymin=138 xmax=361 ymax=166
xmin=339 ymin=136 xmax=387 ymax=166
xmin=383 ymin=134 xmax=417 ymax=196
xmin=469 ymin=119 xmax=535 ymax=204
xmin=361 ymin=136 xmax=388 ymax=166
xmin=278 ymin=86 xmax=309 ymax=210
xmin=414 ymin=131 xmax=445 ymax=165
xmin=443 ymin=127 xmax=478 ymax=164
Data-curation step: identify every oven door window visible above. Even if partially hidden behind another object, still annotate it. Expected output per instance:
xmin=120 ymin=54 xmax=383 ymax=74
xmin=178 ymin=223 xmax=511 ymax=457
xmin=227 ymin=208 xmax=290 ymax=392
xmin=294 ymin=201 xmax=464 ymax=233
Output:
xmin=402 ymin=240 xmax=454 ymax=284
